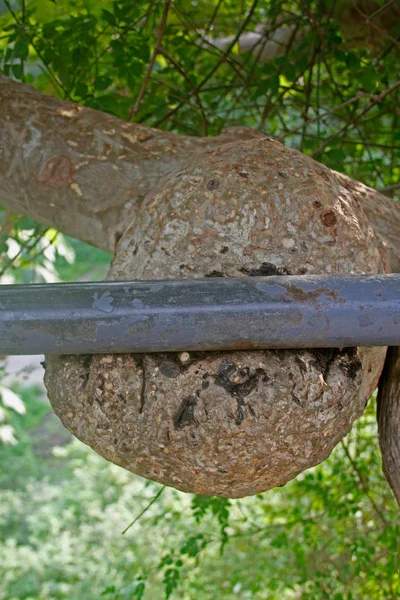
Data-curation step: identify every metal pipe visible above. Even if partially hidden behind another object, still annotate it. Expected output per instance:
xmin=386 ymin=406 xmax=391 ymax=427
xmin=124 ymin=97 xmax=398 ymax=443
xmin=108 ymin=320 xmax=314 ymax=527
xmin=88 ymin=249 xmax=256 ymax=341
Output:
xmin=0 ymin=274 xmax=398 ymax=355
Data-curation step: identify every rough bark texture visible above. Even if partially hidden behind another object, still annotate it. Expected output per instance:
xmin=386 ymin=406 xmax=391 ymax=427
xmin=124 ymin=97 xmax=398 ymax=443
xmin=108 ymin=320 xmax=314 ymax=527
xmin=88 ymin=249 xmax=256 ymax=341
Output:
xmin=0 ymin=75 xmax=263 ymax=253
xmin=333 ymin=171 xmax=400 ymax=275
xmin=1 ymin=76 xmax=399 ymax=272
xmin=377 ymin=347 xmax=400 ymax=507
xmin=44 ymin=139 xmax=387 ymax=497
xmin=1 ymin=76 xmax=398 ymax=498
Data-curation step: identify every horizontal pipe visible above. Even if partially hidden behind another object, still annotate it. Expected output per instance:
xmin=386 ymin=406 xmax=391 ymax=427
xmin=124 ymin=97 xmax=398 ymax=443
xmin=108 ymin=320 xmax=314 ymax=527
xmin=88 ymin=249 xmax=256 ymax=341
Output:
xmin=0 ymin=274 xmax=398 ymax=355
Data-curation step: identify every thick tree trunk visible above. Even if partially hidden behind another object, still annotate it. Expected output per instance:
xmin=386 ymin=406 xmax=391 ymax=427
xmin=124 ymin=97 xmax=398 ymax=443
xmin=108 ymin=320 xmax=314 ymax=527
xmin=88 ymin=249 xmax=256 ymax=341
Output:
xmin=1 ymin=75 xmax=399 ymax=498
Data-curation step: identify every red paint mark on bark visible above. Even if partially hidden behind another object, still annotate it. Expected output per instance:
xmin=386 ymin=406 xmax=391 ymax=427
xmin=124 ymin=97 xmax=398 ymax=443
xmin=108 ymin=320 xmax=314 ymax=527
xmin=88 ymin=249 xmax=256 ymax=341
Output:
xmin=31 ymin=155 xmax=75 ymax=187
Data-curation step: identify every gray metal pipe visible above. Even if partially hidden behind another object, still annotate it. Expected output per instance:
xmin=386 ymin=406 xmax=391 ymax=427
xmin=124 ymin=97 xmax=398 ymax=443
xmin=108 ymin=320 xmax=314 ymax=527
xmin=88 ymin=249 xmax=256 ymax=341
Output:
xmin=0 ymin=274 xmax=398 ymax=355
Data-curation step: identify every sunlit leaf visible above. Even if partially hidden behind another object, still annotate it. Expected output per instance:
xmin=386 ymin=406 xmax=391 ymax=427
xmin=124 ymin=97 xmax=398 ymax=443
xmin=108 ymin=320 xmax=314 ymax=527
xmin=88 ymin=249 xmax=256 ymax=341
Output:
xmin=0 ymin=386 xmax=25 ymax=415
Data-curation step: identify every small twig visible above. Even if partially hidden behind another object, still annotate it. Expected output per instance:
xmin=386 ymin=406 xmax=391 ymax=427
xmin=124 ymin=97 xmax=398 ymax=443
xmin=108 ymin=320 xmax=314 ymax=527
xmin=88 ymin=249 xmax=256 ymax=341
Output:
xmin=367 ymin=0 xmax=395 ymax=22
xmin=172 ymin=3 xmax=251 ymax=84
xmin=21 ymin=0 xmax=26 ymax=82
xmin=128 ymin=0 xmax=171 ymax=119
xmin=378 ymin=182 xmax=400 ymax=193
xmin=311 ymin=79 xmax=400 ymax=157
xmin=259 ymin=34 xmax=312 ymax=128
xmin=154 ymin=0 xmax=259 ymax=128
xmin=158 ymin=47 xmax=209 ymax=135
xmin=321 ymin=56 xmax=385 ymax=185
xmin=341 ymin=440 xmax=388 ymax=527
xmin=287 ymin=90 xmax=383 ymax=138
xmin=28 ymin=230 xmax=58 ymax=264
xmin=333 ymin=139 xmax=400 ymax=150
xmin=300 ymin=45 xmax=319 ymax=152
xmin=0 ymin=226 xmax=49 ymax=277
xmin=299 ymin=0 xmax=325 ymax=47
xmin=207 ymin=0 xmax=224 ymax=30
xmin=352 ymin=1 xmax=400 ymax=50
xmin=4 ymin=0 xmax=72 ymax=99
xmin=122 ymin=486 xmax=166 ymax=534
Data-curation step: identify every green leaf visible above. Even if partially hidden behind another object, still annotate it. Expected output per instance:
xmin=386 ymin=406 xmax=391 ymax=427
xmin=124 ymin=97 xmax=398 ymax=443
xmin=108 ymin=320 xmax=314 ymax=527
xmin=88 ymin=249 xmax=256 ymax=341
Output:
xmin=100 ymin=586 xmax=116 ymax=596
xmin=180 ymin=534 xmax=204 ymax=557
xmin=282 ymin=61 xmax=297 ymax=82
xmin=75 ymin=81 xmax=89 ymax=97
xmin=346 ymin=52 xmax=360 ymax=70
xmin=15 ymin=217 xmax=38 ymax=231
xmin=261 ymin=62 xmax=277 ymax=76
xmin=360 ymin=65 xmax=376 ymax=93
xmin=94 ymin=76 xmax=112 ymax=91
xmin=164 ymin=567 xmax=180 ymax=599
xmin=13 ymin=37 xmax=29 ymax=61
xmin=11 ymin=63 xmax=23 ymax=79
xmin=133 ymin=581 xmax=145 ymax=599
xmin=102 ymin=9 xmax=116 ymax=26
xmin=267 ymin=72 xmax=280 ymax=96
xmin=0 ymin=237 xmax=8 ymax=253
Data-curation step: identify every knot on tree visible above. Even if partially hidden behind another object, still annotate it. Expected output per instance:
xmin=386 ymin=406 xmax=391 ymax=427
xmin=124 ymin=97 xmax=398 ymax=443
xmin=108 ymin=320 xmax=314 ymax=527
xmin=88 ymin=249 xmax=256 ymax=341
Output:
xmin=44 ymin=139 xmax=386 ymax=497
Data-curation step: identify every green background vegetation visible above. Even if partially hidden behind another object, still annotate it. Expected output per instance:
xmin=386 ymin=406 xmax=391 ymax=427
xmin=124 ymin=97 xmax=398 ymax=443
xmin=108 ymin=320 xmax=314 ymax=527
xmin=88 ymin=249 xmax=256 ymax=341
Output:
xmin=1 ymin=383 xmax=399 ymax=599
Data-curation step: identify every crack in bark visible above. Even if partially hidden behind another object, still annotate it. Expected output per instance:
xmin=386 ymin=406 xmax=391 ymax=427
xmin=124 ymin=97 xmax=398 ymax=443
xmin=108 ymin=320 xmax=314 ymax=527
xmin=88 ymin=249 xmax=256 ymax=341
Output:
xmin=133 ymin=356 xmax=147 ymax=414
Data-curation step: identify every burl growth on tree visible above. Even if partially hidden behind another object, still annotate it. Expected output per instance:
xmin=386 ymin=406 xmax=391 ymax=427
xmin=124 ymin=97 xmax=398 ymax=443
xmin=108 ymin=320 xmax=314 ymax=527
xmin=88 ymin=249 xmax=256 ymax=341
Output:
xmin=44 ymin=139 xmax=387 ymax=498
xmin=1 ymin=77 xmax=399 ymax=498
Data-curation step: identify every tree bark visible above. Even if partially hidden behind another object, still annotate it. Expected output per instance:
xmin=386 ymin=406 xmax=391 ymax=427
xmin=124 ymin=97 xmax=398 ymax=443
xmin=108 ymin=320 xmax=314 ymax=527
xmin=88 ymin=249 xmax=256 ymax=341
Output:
xmin=1 ymin=75 xmax=399 ymax=272
xmin=0 ymin=75 xmax=263 ymax=253
xmin=377 ymin=347 xmax=400 ymax=507
xmin=332 ymin=171 xmax=400 ymax=275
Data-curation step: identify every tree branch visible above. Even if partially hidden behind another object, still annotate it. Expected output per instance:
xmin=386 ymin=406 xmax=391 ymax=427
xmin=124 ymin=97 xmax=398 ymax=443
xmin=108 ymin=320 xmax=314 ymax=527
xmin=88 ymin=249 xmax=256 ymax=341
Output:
xmin=128 ymin=0 xmax=171 ymax=119
xmin=0 ymin=75 xmax=263 ymax=253
xmin=0 ymin=75 xmax=399 ymax=273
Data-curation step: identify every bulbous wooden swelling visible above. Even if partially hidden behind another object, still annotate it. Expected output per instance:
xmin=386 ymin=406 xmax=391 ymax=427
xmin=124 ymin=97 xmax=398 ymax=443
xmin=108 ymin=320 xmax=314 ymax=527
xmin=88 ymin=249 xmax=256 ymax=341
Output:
xmin=44 ymin=139 xmax=386 ymax=497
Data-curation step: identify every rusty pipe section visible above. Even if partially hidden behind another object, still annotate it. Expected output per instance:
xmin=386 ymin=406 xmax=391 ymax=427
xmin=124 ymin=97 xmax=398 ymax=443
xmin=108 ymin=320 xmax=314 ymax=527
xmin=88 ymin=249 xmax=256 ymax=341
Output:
xmin=0 ymin=274 xmax=398 ymax=355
